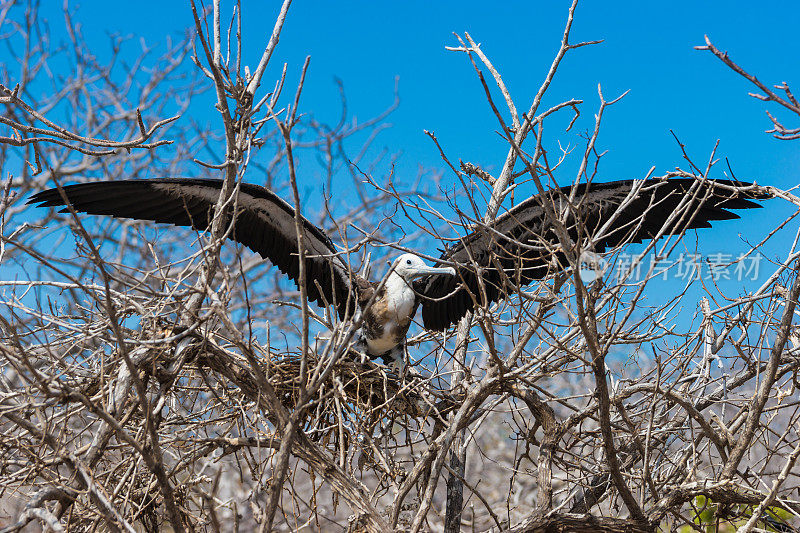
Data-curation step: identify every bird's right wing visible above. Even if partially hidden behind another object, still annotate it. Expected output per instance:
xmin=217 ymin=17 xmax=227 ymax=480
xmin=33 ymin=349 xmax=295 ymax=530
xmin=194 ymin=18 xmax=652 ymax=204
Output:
xmin=29 ymin=178 xmax=361 ymax=319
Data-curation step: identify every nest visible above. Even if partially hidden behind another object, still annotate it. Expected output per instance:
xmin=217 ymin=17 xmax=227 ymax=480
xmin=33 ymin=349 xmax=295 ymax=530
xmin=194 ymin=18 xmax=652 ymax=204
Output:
xmin=144 ymin=320 xmax=459 ymax=426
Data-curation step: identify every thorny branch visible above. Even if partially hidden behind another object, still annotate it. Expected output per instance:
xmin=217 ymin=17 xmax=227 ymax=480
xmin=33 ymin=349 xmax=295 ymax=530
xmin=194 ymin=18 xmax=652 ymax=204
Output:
xmin=697 ymin=35 xmax=800 ymax=140
xmin=0 ymin=2 xmax=799 ymax=532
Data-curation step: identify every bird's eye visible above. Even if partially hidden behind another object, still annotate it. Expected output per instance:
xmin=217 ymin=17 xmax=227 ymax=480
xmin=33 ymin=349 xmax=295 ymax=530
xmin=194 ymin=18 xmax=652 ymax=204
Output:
xmin=406 ymin=259 xmax=412 ymax=265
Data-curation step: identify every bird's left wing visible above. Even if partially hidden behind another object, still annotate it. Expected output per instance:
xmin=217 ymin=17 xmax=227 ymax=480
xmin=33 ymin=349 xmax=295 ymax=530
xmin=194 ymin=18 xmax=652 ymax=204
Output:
xmin=418 ymin=178 xmax=770 ymax=331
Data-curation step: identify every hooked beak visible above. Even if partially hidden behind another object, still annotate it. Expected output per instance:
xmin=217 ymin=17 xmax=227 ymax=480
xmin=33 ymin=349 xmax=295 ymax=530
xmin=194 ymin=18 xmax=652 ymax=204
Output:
xmin=408 ymin=264 xmax=456 ymax=279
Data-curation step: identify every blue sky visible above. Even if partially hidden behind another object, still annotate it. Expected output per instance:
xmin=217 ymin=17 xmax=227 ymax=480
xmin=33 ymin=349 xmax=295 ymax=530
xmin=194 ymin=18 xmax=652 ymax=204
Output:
xmin=3 ymin=1 xmax=797 ymax=361
xmin=14 ymin=1 xmax=800 ymax=298
xmin=41 ymin=0 xmax=798 ymax=191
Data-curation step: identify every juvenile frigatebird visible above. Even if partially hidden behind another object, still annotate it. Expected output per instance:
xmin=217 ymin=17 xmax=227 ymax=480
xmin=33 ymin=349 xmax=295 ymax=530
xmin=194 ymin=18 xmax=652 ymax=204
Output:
xmin=29 ymin=177 xmax=767 ymax=369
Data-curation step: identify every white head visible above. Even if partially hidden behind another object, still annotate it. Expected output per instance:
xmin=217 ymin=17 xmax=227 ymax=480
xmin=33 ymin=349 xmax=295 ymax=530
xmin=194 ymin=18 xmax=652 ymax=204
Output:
xmin=390 ymin=253 xmax=456 ymax=281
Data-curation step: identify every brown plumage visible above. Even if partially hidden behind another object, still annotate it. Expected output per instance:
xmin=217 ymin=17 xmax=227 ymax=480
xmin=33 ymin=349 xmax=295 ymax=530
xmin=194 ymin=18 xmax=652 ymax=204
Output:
xmin=29 ymin=177 xmax=769 ymax=356
xmin=418 ymin=178 xmax=769 ymax=330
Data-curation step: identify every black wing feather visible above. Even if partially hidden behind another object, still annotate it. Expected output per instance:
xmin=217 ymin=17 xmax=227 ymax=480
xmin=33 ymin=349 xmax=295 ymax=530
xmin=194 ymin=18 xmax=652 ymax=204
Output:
xmin=28 ymin=178 xmax=358 ymax=319
xmin=420 ymin=178 xmax=770 ymax=331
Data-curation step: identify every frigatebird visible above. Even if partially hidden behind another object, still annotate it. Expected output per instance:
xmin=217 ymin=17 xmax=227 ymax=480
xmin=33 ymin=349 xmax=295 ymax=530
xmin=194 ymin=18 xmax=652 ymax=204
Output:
xmin=29 ymin=177 xmax=767 ymax=369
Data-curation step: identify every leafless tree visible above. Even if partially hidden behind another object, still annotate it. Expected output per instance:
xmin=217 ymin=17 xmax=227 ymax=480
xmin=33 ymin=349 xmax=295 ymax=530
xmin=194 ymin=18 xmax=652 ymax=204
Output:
xmin=1 ymin=1 xmax=799 ymax=532
xmin=696 ymin=35 xmax=800 ymax=141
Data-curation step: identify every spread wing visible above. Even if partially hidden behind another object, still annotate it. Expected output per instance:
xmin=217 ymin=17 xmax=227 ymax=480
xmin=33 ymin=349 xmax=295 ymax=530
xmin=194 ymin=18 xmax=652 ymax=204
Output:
xmin=28 ymin=178 xmax=362 ymax=319
xmin=419 ymin=178 xmax=769 ymax=331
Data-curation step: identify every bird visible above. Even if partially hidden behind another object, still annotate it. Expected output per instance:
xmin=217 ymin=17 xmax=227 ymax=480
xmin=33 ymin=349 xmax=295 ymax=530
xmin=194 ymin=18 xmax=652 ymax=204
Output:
xmin=28 ymin=177 xmax=768 ymax=370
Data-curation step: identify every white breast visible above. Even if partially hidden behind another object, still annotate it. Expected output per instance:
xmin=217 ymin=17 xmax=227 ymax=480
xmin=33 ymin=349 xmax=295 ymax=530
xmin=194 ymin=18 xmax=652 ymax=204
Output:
xmin=365 ymin=273 xmax=416 ymax=355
